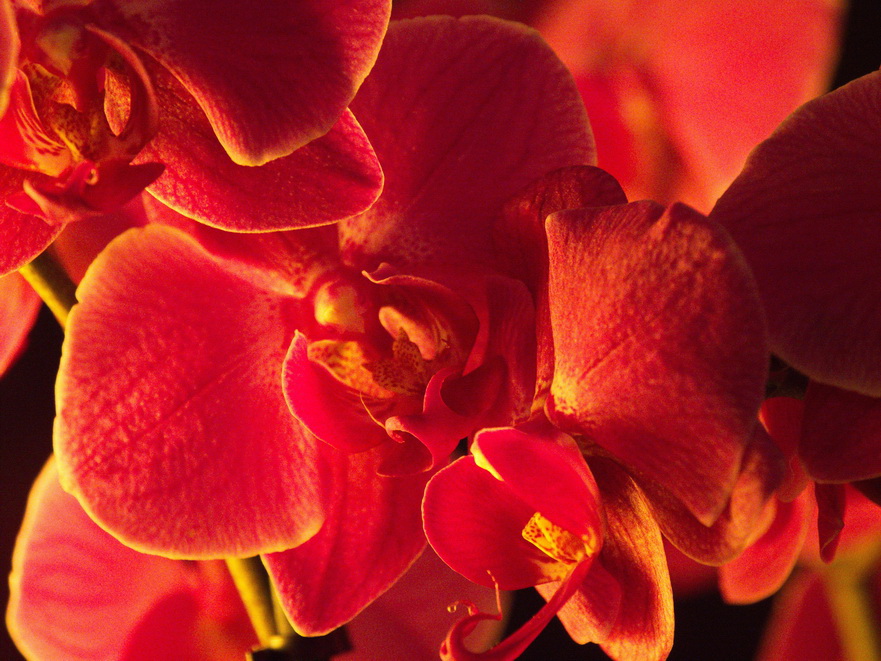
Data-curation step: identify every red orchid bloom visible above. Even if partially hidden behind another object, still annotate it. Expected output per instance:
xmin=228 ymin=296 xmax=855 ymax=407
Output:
xmin=52 ymin=15 xmax=595 ymax=635
xmin=424 ymin=426 xmax=674 ymax=661
xmin=709 ymin=70 xmax=881 ymax=488
xmin=0 ymin=0 xmax=389 ymax=275
xmin=0 ymin=271 xmax=40 ymax=375
xmin=394 ymin=0 xmax=842 ymax=212
xmin=8 ymin=459 xmax=507 ymax=660
xmin=422 ymin=166 xmax=780 ymax=658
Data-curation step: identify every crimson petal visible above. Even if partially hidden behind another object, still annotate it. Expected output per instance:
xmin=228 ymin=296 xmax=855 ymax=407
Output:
xmin=55 ymin=225 xmax=327 ymax=557
xmin=264 ymin=444 xmax=429 ymax=635
xmin=710 ymin=71 xmax=881 ymax=396
xmin=342 ymin=15 xmax=595 ymax=270
xmin=546 ymin=201 xmax=768 ymax=524
xmin=0 ymin=271 xmax=40 ymax=375
xmin=90 ymin=0 xmax=391 ymax=165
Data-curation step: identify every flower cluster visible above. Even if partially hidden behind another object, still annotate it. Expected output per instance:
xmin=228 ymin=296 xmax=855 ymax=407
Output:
xmin=3 ymin=1 xmax=878 ymax=660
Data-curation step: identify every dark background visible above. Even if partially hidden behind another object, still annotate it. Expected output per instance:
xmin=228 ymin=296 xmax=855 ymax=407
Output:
xmin=2 ymin=1 xmax=879 ymax=659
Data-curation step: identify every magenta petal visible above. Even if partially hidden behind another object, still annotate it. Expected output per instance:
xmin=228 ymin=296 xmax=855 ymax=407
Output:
xmin=342 ymin=15 xmax=595 ymax=269
xmin=719 ymin=492 xmax=813 ymax=604
xmin=710 ymin=71 xmax=881 ymax=396
xmin=0 ymin=271 xmax=40 ymax=375
xmin=92 ymin=0 xmax=391 ymax=165
xmin=1 ymin=167 xmax=63 ymax=275
xmin=472 ymin=427 xmax=602 ymax=541
xmin=8 ymin=459 xmax=256 ymax=660
xmin=283 ymin=331 xmax=389 ymax=454
xmin=801 ymin=381 xmax=881 ymax=483
xmin=265 ymin=445 xmax=429 ymax=635
xmin=55 ymin=225 xmax=327 ymax=557
xmin=123 ymin=60 xmax=382 ymax=231
xmin=424 ymin=456 xmax=562 ymax=590
xmin=546 ymin=201 xmax=768 ymax=524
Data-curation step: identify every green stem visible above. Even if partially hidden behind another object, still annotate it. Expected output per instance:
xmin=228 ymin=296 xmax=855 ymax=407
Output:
xmin=18 ymin=250 xmax=78 ymax=327
xmin=225 ymin=557 xmax=278 ymax=648
xmin=824 ymin=539 xmax=881 ymax=661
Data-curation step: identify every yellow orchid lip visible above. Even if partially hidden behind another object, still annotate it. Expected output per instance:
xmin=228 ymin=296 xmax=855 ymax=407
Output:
xmin=521 ymin=511 xmax=597 ymax=567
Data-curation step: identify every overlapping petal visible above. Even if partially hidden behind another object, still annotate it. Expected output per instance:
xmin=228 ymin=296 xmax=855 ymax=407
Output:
xmin=265 ymin=444 xmax=429 ymax=636
xmin=89 ymin=0 xmax=392 ymax=165
xmin=0 ymin=271 xmax=40 ymax=375
xmin=545 ymin=201 xmax=769 ymax=524
xmin=801 ymin=381 xmax=881 ymax=483
xmin=122 ymin=60 xmax=383 ymax=232
xmin=55 ymin=225 xmax=328 ymax=558
xmin=0 ymin=0 xmax=16 ymax=116
xmin=710 ymin=71 xmax=881 ymax=396
xmin=7 ymin=459 xmax=257 ymax=660
xmin=0 ymin=168 xmax=63 ymax=275
xmin=342 ymin=15 xmax=595 ymax=270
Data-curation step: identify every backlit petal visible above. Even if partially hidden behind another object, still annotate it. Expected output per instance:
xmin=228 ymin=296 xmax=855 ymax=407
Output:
xmin=0 ymin=271 xmax=40 ymax=375
xmin=7 ymin=459 xmax=256 ymax=660
xmin=265 ymin=445 xmax=429 ymax=636
xmin=55 ymin=225 xmax=327 ymax=557
xmin=1 ymin=167 xmax=63 ymax=276
xmin=91 ymin=0 xmax=391 ymax=165
xmin=710 ymin=71 xmax=881 ymax=396
xmin=342 ymin=15 xmax=594 ymax=269
xmin=546 ymin=201 xmax=768 ymax=524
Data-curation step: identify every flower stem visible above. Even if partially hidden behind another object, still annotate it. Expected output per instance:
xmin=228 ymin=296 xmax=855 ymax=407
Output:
xmin=18 ymin=250 xmax=78 ymax=327
xmin=824 ymin=539 xmax=881 ymax=661
xmin=225 ymin=557 xmax=278 ymax=647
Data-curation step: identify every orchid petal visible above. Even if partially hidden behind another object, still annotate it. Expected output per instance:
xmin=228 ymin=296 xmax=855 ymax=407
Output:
xmin=55 ymin=225 xmax=327 ymax=557
xmin=472 ymin=427 xmax=602 ymax=541
xmin=1 ymin=167 xmax=63 ymax=276
xmin=283 ymin=331 xmax=390 ymax=455
xmin=265 ymin=444 xmax=429 ymax=636
xmin=719 ymin=491 xmax=813 ymax=604
xmin=111 ymin=60 xmax=382 ymax=232
xmin=0 ymin=271 xmax=40 ymax=375
xmin=7 ymin=459 xmax=256 ymax=660
xmin=546 ymin=201 xmax=768 ymax=524
xmin=754 ymin=572 xmax=840 ymax=661
xmin=91 ymin=0 xmax=391 ymax=165
xmin=760 ymin=396 xmax=810 ymax=502
xmin=710 ymin=71 xmax=881 ymax=396
xmin=496 ymin=165 xmax=626 ymax=395
xmin=645 ymin=424 xmax=784 ymax=565
xmin=801 ymin=381 xmax=881 ymax=483
xmin=815 ymin=483 xmax=846 ymax=563
xmin=424 ymin=456 xmax=568 ymax=590
xmin=342 ymin=15 xmax=595 ymax=269
xmin=558 ymin=457 xmax=672 ymax=661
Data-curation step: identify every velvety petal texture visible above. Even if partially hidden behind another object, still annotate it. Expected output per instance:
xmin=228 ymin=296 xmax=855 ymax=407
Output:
xmin=545 ymin=201 xmax=768 ymax=524
xmin=342 ymin=15 xmax=595 ymax=270
xmin=55 ymin=225 xmax=327 ymax=558
xmin=0 ymin=0 xmax=16 ymax=116
xmin=7 ymin=459 xmax=257 ymax=660
xmin=126 ymin=61 xmax=383 ymax=232
xmin=0 ymin=271 xmax=40 ymax=375
xmin=264 ymin=445 xmax=429 ymax=636
xmin=0 ymin=169 xmax=63 ymax=275
xmin=710 ymin=71 xmax=881 ymax=396
xmin=90 ymin=0 xmax=392 ymax=165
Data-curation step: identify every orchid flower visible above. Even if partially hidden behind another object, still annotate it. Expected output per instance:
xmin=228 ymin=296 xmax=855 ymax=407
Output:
xmin=0 ymin=0 xmax=389 ymax=275
xmin=394 ymin=0 xmax=843 ymax=212
xmin=709 ymin=70 xmax=881 ymax=490
xmin=421 ymin=164 xmax=781 ymax=658
xmin=424 ymin=426 xmax=674 ymax=660
xmin=7 ymin=458 xmax=507 ymax=660
xmin=52 ymin=15 xmax=595 ymax=635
